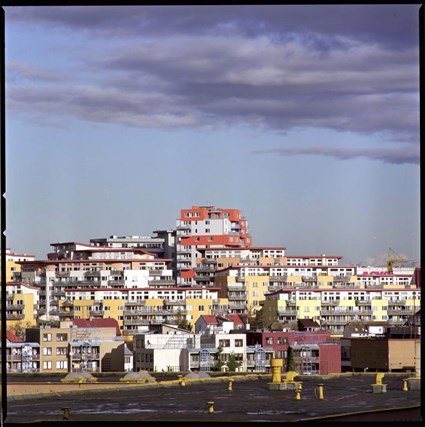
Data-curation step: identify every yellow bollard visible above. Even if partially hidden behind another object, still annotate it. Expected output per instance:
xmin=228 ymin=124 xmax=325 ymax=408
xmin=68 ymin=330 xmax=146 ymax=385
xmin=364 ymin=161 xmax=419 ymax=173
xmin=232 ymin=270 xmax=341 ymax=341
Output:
xmin=228 ymin=378 xmax=234 ymax=391
xmin=178 ymin=375 xmax=186 ymax=387
xmin=207 ymin=401 xmax=214 ymax=413
xmin=375 ymin=373 xmax=384 ymax=385
xmin=403 ymin=379 xmax=408 ymax=392
xmin=62 ymin=407 xmax=70 ymax=420
xmin=297 ymin=381 xmax=303 ymax=391
xmin=295 ymin=389 xmax=301 ymax=400
xmin=317 ymin=383 xmax=324 ymax=400
xmin=270 ymin=358 xmax=283 ymax=384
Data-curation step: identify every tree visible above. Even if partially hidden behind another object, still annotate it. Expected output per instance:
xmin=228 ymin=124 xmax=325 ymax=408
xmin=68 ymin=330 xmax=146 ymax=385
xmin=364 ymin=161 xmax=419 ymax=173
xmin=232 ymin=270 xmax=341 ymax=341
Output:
xmin=227 ymin=352 xmax=241 ymax=372
xmin=248 ymin=305 xmax=265 ymax=330
xmin=286 ymin=345 xmax=296 ymax=372
xmin=7 ymin=320 xmax=33 ymax=340
xmin=213 ymin=345 xmax=224 ymax=371
xmin=177 ymin=318 xmax=192 ymax=332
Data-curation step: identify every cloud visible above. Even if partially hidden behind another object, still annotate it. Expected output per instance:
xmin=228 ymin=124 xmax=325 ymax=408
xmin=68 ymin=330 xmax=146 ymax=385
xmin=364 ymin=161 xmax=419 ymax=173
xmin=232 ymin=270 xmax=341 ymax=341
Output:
xmin=5 ymin=5 xmax=420 ymax=162
xmin=5 ymin=5 xmax=420 ymax=48
xmin=252 ymin=144 xmax=420 ymax=165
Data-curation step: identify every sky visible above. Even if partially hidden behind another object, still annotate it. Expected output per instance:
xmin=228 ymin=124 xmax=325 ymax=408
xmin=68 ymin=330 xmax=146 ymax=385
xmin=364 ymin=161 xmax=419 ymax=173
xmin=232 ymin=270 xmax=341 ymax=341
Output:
xmin=3 ymin=4 xmax=422 ymax=266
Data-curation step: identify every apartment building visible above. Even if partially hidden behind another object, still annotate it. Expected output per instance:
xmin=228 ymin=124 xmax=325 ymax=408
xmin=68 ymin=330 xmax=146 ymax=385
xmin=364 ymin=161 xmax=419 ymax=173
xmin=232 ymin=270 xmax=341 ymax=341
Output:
xmin=133 ymin=330 xmax=271 ymax=373
xmin=194 ymin=246 xmax=287 ymax=286
xmin=24 ymin=318 xmax=127 ymax=373
xmin=1 ymin=331 xmax=40 ymax=373
xmin=341 ymin=321 xmax=421 ymax=373
xmin=3 ymin=282 xmax=39 ymax=327
xmin=245 ymin=329 xmax=341 ymax=375
xmin=175 ymin=205 xmax=252 ymax=286
xmin=89 ymin=230 xmax=176 ymax=262
xmin=16 ymin=246 xmax=175 ymax=324
xmin=262 ymin=285 xmax=420 ymax=338
xmin=195 ymin=314 xmax=246 ymax=334
xmin=17 ymin=283 xmax=222 ymax=337
xmin=1 ymin=248 xmax=35 ymax=282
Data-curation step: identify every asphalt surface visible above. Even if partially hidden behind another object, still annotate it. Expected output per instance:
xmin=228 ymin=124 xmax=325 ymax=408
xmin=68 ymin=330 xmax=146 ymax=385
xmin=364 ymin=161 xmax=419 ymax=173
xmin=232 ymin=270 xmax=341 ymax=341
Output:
xmin=4 ymin=374 xmax=423 ymax=423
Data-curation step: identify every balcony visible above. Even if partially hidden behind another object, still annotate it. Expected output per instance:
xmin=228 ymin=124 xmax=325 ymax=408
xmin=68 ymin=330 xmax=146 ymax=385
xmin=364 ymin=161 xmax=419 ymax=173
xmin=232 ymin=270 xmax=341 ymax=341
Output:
xmin=148 ymin=279 xmax=175 ymax=286
xmin=124 ymin=309 xmax=154 ymax=315
xmin=333 ymin=275 xmax=351 ymax=282
xmin=90 ymin=310 xmax=105 ymax=317
xmin=84 ymin=270 xmax=101 ymax=277
xmin=228 ymin=303 xmax=247 ymax=310
xmin=320 ymin=318 xmax=350 ymax=325
xmin=52 ymin=290 xmax=66 ymax=297
xmin=321 ymin=300 xmax=339 ymax=306
xmin=387 ymin=309 xmax=416 ymax=316
xmin=355 ymin=300 xmax=372 ymax=306
xmin=124 ymin=319 xmax=163 ymax=326
xmin=228 ymin=283 xmax=245 ymax=290
xmin=5 ymin=313 xmax=25 ymax=320
xmin=277 ymin=309 xmax=297 ymax=316
xmin=58 ymin=309 xmax=75 ymax=317
xmin=56 ymin=271 xmax=70 ymax=277
xmin=228 ymin=292 xmax=248 ymax=301
xmin=108 ymin=280 xmax=125 ymax=286
xmin=125 ymin=300 xmax=146 ymax=307
xmin=5 ymin=303 xmax=25 ymax=310
xmin=388 ymin=300 xmax=407 ymax=306
xmin=269 ymin=275 xmax=288 ymax=282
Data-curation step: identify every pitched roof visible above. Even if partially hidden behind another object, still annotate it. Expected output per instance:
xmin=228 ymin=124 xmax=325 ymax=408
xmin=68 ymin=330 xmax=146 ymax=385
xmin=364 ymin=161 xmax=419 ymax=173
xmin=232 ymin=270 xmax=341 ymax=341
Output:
xmin=298 ymin=319 xmax=320 ymax=327
xmin=220 ymin=314 xmax=245 ymax=325
xmin=0 ymin=331 xmax=24 ymax=343
xmin=199 ymin=315 xmax=220 ymax=325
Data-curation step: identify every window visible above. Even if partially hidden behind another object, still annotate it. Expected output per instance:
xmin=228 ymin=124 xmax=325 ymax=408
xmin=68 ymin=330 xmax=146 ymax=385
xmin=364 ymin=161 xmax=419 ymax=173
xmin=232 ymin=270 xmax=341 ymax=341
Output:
xmin=43 ymin=361 xmax=52 ymax=370
xmin=198 ymin=305 xmax=204 ymax=311
xmin=219 ymin=339 xmax=230 ymax=347
xmin=56 ymin=360 xmax=68 ymax=370
xmin=235 ymin=339 xmax=243 ymax=347
xmin=56 ymin=333 xmax=68 ymax=342
xmin=266 ymin=337 xmax=273 ymax=345
xmin=56 ymin=347 xmax=68 ymax=356
xmin=43 ymin=347 xmax=52 ymax=356
xmin=43 ymin=333 xmax=52 ymax=342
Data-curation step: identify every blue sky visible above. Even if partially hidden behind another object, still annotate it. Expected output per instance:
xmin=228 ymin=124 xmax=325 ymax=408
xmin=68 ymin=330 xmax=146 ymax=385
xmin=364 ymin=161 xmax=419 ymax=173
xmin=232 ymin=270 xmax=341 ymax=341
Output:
xmin=4 ymin=5 xmax=421 ymax=266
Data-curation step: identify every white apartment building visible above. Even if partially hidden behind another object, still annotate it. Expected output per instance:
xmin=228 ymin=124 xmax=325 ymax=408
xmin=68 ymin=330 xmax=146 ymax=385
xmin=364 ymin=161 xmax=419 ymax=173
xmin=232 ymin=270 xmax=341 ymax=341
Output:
xmin=133 ymin=331 xmax=251 ymax=372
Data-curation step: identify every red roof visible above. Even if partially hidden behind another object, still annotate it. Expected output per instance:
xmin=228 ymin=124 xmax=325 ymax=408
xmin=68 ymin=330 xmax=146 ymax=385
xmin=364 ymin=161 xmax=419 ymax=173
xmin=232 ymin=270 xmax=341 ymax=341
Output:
xmin=0 ymin=331 xmax=24 ymax=343
xmin=221 ymin=314 xmax=245 ymax=325
xmin=73 ymin=318 xmax=121 ymax=336
xmin=200 ymin=315 xmax=220 ymax=325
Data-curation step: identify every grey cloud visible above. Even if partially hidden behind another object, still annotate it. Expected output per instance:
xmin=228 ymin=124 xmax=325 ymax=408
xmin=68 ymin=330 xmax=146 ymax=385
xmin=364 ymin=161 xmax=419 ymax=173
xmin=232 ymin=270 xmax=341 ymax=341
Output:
xmin=7 ymin=61 xmax=66 ymax=86
xmin=5 ymin=5 xmax=420 ymax=163
xmin=252 ymin=145 xmax=420 ymax=165
xmin=88 ymin=34 xmax=418 ymax=142
xmin=7 ymin=85 xmax=202 ymax=129
xmin=5 ymin=5 xmax=420 ymax=49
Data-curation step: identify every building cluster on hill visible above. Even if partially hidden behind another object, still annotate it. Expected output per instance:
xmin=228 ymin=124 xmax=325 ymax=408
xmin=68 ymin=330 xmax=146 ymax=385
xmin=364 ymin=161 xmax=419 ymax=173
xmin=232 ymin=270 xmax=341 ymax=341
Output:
xmin=1 ymin=205 xmax=421 ymax=375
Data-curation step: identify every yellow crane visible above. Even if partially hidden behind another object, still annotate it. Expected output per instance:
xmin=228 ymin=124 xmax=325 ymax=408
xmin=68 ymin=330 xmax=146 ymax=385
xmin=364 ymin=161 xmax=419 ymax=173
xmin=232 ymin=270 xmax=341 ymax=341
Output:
xmin=387 ymin=247 xmax=409 ymax=274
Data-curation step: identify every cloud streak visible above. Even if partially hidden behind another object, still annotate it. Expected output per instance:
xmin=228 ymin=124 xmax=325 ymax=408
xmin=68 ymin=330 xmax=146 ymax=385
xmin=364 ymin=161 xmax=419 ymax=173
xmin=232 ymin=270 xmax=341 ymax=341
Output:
xmin=253 ymin=144 xmax=420 ymax=165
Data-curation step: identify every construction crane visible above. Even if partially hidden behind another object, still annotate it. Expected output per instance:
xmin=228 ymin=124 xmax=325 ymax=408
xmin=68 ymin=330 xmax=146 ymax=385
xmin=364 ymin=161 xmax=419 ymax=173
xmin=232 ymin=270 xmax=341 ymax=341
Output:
xmin=387 ymin=247 xmax=409 ymax=274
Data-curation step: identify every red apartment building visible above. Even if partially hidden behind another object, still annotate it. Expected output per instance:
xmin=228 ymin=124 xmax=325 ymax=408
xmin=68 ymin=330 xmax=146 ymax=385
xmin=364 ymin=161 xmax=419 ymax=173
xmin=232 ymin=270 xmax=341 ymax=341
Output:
xmin=175 ymin=206 xmax=252 ymax=285
xmin=245 ymin=330 xmax=341 ymax=375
